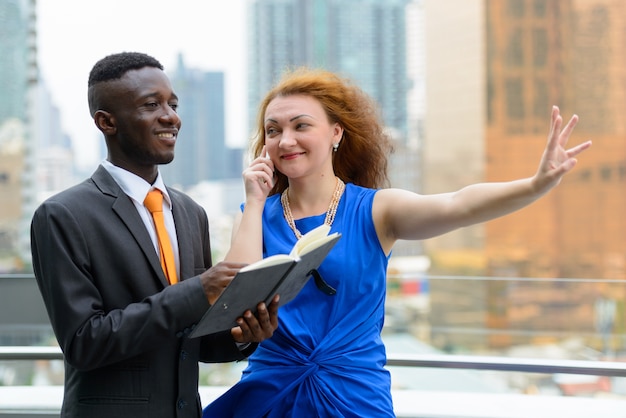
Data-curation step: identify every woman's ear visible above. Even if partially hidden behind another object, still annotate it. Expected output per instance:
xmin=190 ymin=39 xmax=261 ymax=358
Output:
xmin=333 ymin=123 xmax=344 ymax=143
xmin=93 ymin=110 xmax=116 ymax=135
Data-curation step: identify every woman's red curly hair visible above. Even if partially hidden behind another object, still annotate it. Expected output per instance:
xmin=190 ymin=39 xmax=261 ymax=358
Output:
xmin=249 ymin=67 xmax=394 ymax=194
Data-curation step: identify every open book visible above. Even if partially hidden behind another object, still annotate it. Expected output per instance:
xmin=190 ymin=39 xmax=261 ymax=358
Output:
xmin=189 ymin=224 xmax=341 ymax=338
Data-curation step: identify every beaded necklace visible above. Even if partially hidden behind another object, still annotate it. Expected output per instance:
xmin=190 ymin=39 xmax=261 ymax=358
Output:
xmin=281 ymin=177 xmax=345 ymax=239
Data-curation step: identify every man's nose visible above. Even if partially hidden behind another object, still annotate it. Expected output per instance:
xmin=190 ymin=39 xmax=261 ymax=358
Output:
xmin=161 ymin=105 xmax=181 ymax=125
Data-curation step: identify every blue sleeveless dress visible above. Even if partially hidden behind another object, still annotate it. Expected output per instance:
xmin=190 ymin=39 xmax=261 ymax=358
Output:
xmin=203 ymin=183 xmax=394 ymax=417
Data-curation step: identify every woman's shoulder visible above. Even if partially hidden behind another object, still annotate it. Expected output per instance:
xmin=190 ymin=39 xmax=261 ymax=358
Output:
xmin=345 ymin=182 xmax=378 ymax=198
xmin=342 ymin=183 xmax=379 ymax=212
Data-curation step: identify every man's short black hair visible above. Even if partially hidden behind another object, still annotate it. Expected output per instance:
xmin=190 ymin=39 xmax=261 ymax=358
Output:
xmin=88 ymin=52 xmax=163 ymax=87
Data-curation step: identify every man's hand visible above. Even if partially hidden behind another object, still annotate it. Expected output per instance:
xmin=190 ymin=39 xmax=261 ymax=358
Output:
xmin=199 ymin=261 xmax=247 ymax=305
xmin=231 ymin=294 xmax=280 ymax=343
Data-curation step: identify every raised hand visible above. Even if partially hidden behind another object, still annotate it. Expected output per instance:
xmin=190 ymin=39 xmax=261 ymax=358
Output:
xmin=242 ymin=146 xmax=275 ymax=204
xmin=532 ymin=106 xmax=592 ymax=194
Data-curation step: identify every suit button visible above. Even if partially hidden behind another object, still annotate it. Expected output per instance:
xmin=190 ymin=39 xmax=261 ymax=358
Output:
xmin=180 ymin=350 xmax=188 ymax=361
xmin=177 ymin=399 xmax=187 ymax=410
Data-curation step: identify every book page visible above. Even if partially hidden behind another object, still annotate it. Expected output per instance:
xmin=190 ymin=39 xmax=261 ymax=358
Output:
xmin=289 ymin=224 xmax=331 ymax=257
xmin=239 ymin=253 xmax=295 ymax=272
xmin=297 ymin=232 xmax=341 ymax=256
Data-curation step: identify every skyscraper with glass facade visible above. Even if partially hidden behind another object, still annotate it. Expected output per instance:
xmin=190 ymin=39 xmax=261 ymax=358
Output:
xmin=0 ymin=0 xmax=37 ymax=270
xmin=0 ymin=0 xmax=33 ymax=125
xmin=247 ymin=0 xmax=409 ymax=139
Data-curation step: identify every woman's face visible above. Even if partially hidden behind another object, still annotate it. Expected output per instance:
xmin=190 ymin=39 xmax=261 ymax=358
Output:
xmin=263 ymin=94 xmax=342 ymax=180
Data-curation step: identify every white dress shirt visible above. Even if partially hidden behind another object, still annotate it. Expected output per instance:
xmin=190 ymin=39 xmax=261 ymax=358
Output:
xmin=101 ymin=160 xmax=180 ymax=277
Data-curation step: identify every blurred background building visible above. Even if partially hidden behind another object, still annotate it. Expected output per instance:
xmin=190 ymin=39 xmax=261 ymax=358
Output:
xmin=0 ymin=0 xmax=38 ymax=271
xmin=422 ymin=0 xmax=626 ymax=350
xmin=163 ymin=54 xmax=244 ymax=189
xmin=247 ymin=0 xmax=410 ymax=139
xmin=416 ymin=0 xmax=625 ymax=282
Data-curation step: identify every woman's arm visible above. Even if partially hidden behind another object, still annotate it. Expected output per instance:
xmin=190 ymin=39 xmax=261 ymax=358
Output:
xmin=373 ymin=106 xmax=592 ymax=254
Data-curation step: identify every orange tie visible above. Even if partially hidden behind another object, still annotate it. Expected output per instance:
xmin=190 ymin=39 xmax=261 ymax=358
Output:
xmin=144 ymin=190 xmax=178 ymax=284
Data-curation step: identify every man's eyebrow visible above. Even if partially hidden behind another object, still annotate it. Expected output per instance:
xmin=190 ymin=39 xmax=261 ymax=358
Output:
xmin=138 ymin=91 xmax=159 ymax=100
xmin=138 ymin=92 xmax=179 ymax=101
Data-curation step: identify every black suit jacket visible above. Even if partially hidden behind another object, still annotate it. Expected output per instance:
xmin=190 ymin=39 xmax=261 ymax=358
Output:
xmin=31 ymin=165 xmax=253 ymax=418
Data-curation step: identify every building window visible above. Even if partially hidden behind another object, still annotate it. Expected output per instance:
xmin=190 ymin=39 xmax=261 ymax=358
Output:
xmin=533 ymin=79 xmax=549 ymax=120
xmin=533 ymin=0 xmax=547 ymax=17
xmin=506 ymin=28 xmax=524 ymax=68
xmin=532 ymin=28 xmax=547 ymax=67
xmin=507 ymin=0 xmax=525 ymax=18
xmin=505 ymin=78 xmax=525 ymax=120
xmin=578 ymin=169 xmax=592 ymax=181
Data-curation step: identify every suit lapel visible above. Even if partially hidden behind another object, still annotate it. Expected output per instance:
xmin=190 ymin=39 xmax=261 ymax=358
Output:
xmin=169 ymin=190 xmax=194 ymax=281
xmin=91 ymin=166 xmax=170 ymax=287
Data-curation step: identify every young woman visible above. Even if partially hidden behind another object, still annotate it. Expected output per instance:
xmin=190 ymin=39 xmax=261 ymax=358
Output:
xmin=203 ymin=68 xmax=591 ymax=417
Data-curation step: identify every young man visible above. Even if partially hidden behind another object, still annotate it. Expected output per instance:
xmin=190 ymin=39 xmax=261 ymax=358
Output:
xmin=30 ymin=52 xmax=279 ymax=418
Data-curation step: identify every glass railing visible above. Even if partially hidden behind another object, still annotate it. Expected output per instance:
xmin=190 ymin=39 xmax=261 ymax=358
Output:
xmin=2 ymin=274 xmax=626 ymax=417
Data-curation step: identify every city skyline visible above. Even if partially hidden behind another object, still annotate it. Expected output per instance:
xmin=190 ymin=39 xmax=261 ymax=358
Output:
xmin=37 ymin=0 xmax=248 ymax=171
xmin=19 ymin=0 xmax=626 ymax=281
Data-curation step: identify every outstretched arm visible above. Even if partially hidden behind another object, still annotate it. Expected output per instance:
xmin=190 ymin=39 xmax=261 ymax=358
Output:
xmin=374 ymin=106 xmax=592 ymax=253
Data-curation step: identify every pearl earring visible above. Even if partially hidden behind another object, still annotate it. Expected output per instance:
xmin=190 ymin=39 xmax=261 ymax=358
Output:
xmin=333 ymin=142 xmax=339 ymax=152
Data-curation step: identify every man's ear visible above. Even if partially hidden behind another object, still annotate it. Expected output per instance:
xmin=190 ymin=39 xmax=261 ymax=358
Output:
xmin=94 ymin=110 xmax=116 ymax=135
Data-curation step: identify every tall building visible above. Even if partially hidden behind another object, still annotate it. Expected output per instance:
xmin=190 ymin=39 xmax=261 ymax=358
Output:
xmin=162 ymin=54 xmax=244 ymax=189
xmin=0 ymin=0 xmax=31 ymax=124
xmin=406 ymin=0 xmax=426 ymax=152
xmin=0 ymin=0 xmax=38 ymax=271
xmin=247 ymin=0 xmax=410 ymax=139
xmin=420 ymin=0 xmax=487 ymax=273
xmin=421 ymin=0 xmax=626 ymax=280
xmin=35 ymin=81 xmax=76 ymax=196
xmin=0 ymin=120 xmax=25 ymax=272
xmin=484 ymin=0 xmax=626 ymax=280
xmin=421 ymin=0 xmax=626 ymax=349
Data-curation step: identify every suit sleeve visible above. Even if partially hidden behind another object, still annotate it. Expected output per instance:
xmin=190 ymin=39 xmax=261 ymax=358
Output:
xmin=30 ymin=199 xmax=243 ymax=370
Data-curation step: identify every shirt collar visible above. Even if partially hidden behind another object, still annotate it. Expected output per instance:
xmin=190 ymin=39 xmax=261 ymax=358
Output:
xmin=100 ymin=160 xmax=173 ymax=208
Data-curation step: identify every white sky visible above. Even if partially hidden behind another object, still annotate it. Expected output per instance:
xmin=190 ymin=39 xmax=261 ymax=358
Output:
xmin=37 ymin=0 xmax=248 ymax=170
